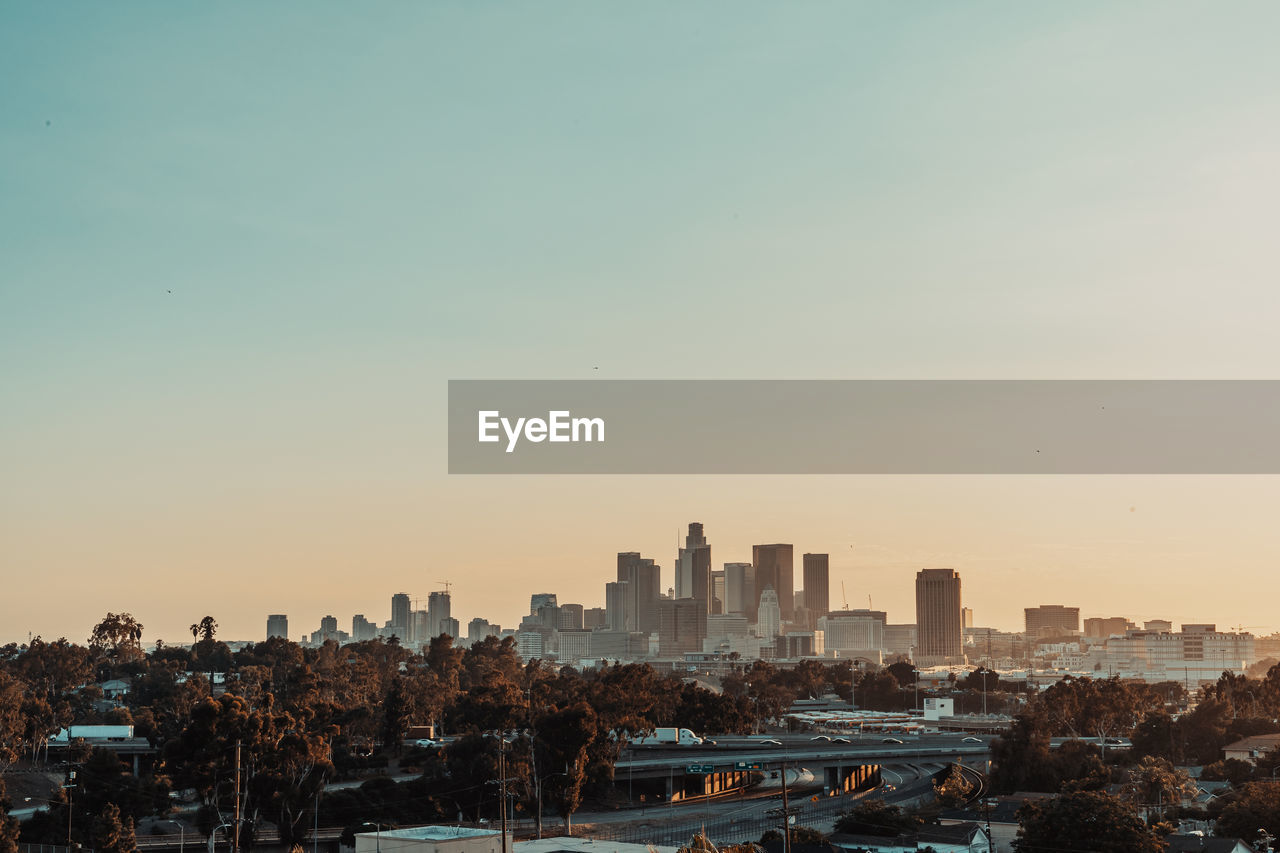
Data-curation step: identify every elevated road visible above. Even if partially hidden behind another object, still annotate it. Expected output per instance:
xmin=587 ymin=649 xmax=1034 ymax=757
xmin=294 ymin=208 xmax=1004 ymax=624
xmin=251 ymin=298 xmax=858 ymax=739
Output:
xmin=617 ymin=732 xmax=994 ymax=776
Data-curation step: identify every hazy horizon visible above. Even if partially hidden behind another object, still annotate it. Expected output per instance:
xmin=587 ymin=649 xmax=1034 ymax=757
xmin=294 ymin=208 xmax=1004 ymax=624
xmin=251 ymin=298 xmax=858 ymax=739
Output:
xmin=4 ymin=4 xmax=1280 ymax=646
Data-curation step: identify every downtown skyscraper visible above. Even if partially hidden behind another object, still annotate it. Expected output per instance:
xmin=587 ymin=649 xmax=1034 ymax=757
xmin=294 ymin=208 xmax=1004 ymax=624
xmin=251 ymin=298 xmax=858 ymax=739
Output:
xmin=915 ymin=568 xmax=963 ymax=664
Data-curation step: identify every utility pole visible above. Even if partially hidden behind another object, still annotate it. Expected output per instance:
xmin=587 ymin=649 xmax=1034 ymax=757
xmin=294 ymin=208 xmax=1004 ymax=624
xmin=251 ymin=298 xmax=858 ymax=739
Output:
xmin=63 ymin=769 xmax=77 ymax=849
xmin=764 ymin=762 xmax=800 ymax=853
xmin=232 ymin=740 xmax=241 ymax=853
xmin=487 ymin=740 xmax=517 ymax=853
xmin=499 ymin=746 xmax=507 ymax=853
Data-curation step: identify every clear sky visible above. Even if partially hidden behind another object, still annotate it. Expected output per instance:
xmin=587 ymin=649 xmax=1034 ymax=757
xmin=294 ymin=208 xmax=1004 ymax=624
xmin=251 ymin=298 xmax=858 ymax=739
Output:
xmin=3 ymin=3 xmax=1280 ymax=646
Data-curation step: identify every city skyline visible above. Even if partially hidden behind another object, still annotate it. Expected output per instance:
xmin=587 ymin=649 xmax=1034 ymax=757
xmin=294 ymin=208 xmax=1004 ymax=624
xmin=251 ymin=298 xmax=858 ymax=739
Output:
xmin=6 ymin=508 xmax=1273 ymax=648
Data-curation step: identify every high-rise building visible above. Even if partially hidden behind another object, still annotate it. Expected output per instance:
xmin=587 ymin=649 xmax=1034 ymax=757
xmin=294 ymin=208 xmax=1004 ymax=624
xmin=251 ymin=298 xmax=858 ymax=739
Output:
xmin=558 ymin=603 xmax=585 ymax=630
xmin=352 ymin=614 xmax=376 ymax=642
xmin=884 ymin=624 xmax=917 ymax=657
xmin=516 ymin=631 xmax=544 ymax=661
xmin=711 ymin=570 xmax=725 ymax=615
xmin=1025 ymin=605 xmax=1080 ymax=639
xmin=753 ymin=544 xmax=794 ymax=622
xmin=467 ymin=618 xmax=498 ymax=645
xmin=675 ymin=524 xmax=712 ymax=614
xmin=756 ymin=586 xmax=782 ymax=640
xmin=915 ymin=568 xmax=963 ymax=664
xmin=658 ymin=597 xmax=708 ymax=656
xmin=530 ymin=593 xmax=558 ymax=613
xmin=605 ymin=581 xmax=630 ymax=631
xmin=267 ymin=614 xmax=289 ymax=640
xmin=617 ymin=552 xmax=661 ymax=633
xmin=962 ymin=607 xmax=975 ymax=629
xmin=819 ymin=609 xmax=887 ymax=657
xmin=802 ymin=553 xmax=830 ymax=625
xmin=557 ymin=629 xmax=592 ymax=662
xmin=391 ymin=593 xmax=411 ymax=639
xmin=439 ymin=617 xmax=460 ymax=639
xmin=1083 ymin=617 xmax=1136 ymax=639
xmin=426 ymin=590 xmax=452 ymax=639
xmin=724 ymin=562 xmax=754 ymax=615
xmin=1145 ymin=619 xmax=1173 ymax=632
xmin=583 ymin=607 xmax=606 ymax=630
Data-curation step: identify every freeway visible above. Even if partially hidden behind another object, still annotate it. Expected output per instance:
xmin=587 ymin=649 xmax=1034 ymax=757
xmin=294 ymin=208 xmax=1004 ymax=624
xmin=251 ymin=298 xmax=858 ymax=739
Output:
xmin=617 ymin=732 xmax=994 ymax=774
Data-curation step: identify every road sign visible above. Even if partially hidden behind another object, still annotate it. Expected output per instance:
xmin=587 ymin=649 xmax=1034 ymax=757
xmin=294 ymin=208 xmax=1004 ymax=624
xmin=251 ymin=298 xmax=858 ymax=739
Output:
xmin=685 ymin=764 xmax=715 ymax=774
xmin=733 ymin=761 xmax=764 ymax=771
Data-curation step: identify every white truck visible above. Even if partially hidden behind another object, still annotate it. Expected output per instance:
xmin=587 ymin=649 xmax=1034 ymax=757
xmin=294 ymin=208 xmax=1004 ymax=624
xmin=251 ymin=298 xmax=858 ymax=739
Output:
xmin=631 ymin=727 xmax=703 ymax=746
xmin=51 ymin=725 xmax=135 ymax=742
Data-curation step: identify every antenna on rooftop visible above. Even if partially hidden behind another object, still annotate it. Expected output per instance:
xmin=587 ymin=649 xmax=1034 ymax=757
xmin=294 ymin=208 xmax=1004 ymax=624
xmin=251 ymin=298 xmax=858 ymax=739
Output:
xmin=841 ymin=581 xmax=849 ymax=610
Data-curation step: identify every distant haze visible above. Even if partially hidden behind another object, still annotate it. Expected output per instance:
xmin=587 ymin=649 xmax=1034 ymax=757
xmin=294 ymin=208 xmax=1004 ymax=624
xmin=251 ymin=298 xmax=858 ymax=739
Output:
xmin=3 ymin=4 xmax=1280 ymax=644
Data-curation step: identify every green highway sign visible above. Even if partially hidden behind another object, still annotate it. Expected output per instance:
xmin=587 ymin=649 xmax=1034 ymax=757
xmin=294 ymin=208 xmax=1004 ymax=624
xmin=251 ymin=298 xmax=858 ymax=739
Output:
xmin=685 ymin=764 xmax=715 ymax=774
xmin=733 ymin=761 xmax=764 ymax=771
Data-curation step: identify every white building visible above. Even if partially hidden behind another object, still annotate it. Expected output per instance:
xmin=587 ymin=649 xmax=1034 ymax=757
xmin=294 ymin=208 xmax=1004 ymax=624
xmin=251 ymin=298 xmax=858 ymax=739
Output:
xmin=355 ymin=827 xmax=506 ymax=853
xmin=757 ymin=585 xmax=782 ymax=639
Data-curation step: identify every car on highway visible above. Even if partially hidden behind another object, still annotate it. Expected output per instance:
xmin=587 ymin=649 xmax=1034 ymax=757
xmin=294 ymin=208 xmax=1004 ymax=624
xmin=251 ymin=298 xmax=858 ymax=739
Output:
xmin=414 ymin=738 xmax=441 ymax=748
xmin=881 ymin=737 xmax=904 ymax=744
xmin=832 ymin=737 xmax=851 ymax=743
xmin=810 ymin=735 xmax=831 ymax=741
xmin=759 ymin=739 xmax=782 ymax=746
xmin=962 ymin=736 xmax=983 ymax=743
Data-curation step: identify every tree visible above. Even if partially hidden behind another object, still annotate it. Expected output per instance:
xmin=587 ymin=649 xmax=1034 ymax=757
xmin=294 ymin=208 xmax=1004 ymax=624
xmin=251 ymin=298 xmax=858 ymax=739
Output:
xmin=933 ymin=764 xmax=976 ymax=808
xmin=89 ymin=613 xmax=145 ymax=666
xmin=381 ymin=677 xmax=411 ymax=756
xmin=0 ymin=777 xmax=21 ymax=853
xmin=1211 ymin=782 xmax=1280 ymax=844
xmin=1015 ymin=790 xmax=1161 ymax=853
xmin=191 ymin=617 xmax=218 ymax=645
xmin=91 ymin=803 xmax=138 ymax=853
xmin=1122 ymin=756 xmax=1197 ymax=821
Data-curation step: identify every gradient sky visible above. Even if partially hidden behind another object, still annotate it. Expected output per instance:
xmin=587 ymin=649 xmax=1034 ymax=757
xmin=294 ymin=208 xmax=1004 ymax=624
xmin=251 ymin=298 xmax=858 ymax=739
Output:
xmin=4 ymin=3 xmax=1280 ymax=646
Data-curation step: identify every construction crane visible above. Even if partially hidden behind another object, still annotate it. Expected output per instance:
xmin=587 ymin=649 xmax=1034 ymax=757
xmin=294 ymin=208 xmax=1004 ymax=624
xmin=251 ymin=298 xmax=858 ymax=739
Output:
xmin=841 ymin=581 xmax=849 ymax=610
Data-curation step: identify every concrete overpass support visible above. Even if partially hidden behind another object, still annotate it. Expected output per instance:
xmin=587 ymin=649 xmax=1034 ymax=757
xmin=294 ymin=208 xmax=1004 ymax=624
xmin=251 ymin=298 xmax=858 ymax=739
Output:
xmin=823 ymin=763 xmax=882 ymax=795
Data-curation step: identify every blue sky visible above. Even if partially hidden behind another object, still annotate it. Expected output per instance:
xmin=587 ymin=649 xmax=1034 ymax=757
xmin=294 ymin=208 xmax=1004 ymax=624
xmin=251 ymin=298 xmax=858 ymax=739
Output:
xmin=4 ymin=3 xmax=1280 ymax=644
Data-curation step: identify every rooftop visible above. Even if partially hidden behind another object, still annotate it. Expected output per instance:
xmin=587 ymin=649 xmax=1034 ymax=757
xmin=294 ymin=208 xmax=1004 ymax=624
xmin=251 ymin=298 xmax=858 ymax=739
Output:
xmin=356 ymin=827 xmax=501 ymax=842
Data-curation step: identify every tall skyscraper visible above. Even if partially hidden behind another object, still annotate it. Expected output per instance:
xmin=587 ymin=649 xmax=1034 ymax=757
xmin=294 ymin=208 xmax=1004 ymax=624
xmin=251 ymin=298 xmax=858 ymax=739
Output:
xmin=1025 ymin=605 xmax=1080 ymax=638
xmin=675 ymin=523 xmax=712 ymax=614
xmin=428 ymin=590 xmax=453 ymax=639
xmin=617 ymin=552 xmax=661 ymax=633
xmin=390 ymin=593 xmax=411 ymax=639
xmin=752 ymin=544 xmax=794 ymax=622
xmin=605 ymin=581 xmax=630 ymax=631
xmin=711 ymin=569 xmax=725 ymax=615
xmin=352 ymin=614 xmax=376 ymax=642
xmin=802 ymin=553 xmax=830 ymax=626
xmin=267 ymin=614 xmax=289 ymax=640
xmin=530 ymin=593 xmax=558 ymax=613
xmin=756 ymin=586 xmax=782 ymax=640
xmin=915 ymin=569 xmax=963 ymax=663
xmin=724 ymin=562 xmax=754 ymax=615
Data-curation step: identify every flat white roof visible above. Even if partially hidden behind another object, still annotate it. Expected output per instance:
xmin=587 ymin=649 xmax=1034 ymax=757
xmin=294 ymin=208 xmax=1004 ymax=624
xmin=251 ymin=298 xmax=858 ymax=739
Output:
xmin=515 ymin=840 xmax=679 ymax=853
xmin=356 ymin=827 xmax=501 ymax=842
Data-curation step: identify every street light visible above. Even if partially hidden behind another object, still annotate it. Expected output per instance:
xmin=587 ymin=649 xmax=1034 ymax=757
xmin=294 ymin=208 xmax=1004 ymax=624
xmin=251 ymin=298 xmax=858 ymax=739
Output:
xmin=161 ymin=819 xmax=185 ymax=853
xmin=208 ymin=822 xmax=233 ymax=853
xmin=360 ymin=822 xmax=391 ymax=853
